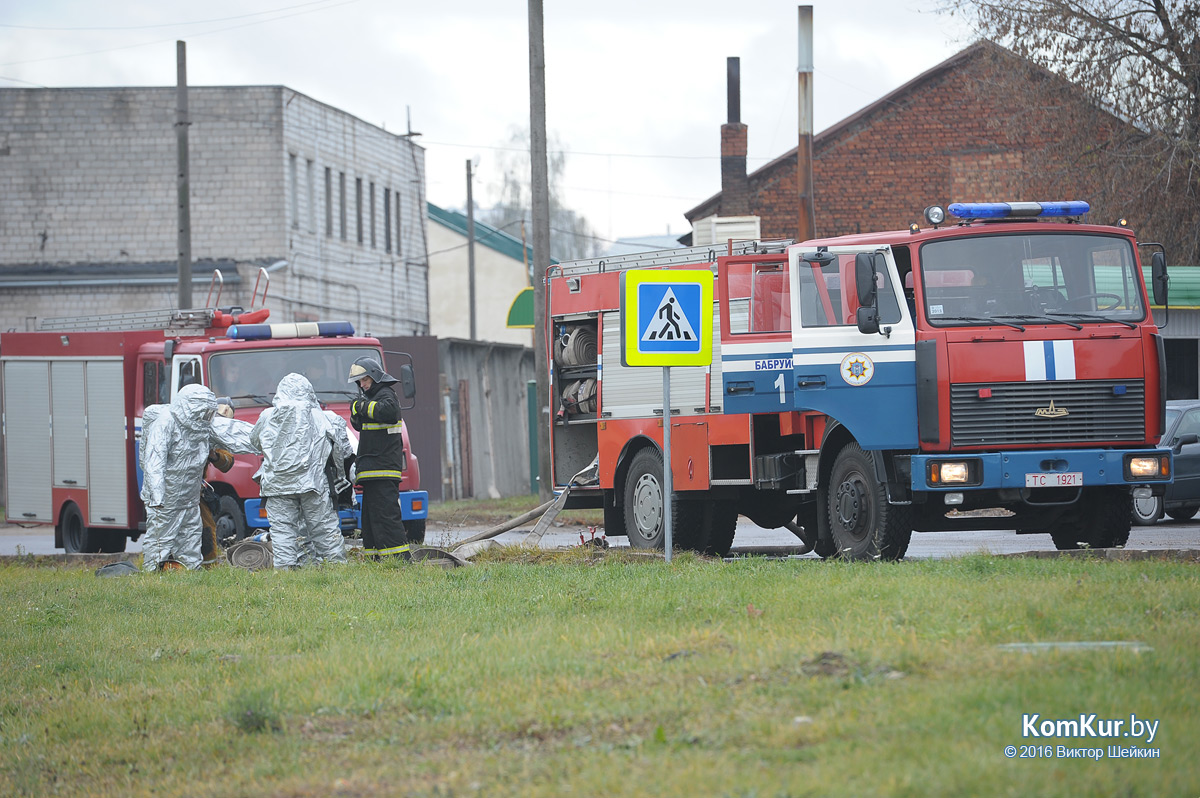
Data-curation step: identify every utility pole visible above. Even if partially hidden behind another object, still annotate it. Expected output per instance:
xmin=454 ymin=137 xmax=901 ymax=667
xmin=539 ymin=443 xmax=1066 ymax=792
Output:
xmin=796 ymin=6 xmax=816 ymax=242
xmin=176 ymin=40 xmax=192 ymax=309
xmin=528 ymin=0 xmax=552 ymax=500
xmin=466 ymin=158 xmax=477 ymax=340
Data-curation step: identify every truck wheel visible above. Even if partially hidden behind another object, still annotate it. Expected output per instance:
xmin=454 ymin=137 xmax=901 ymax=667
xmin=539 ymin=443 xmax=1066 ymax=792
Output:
xmin=1165 ymin=504 xmax=1199 ymax=522
xmin=1052 ymin=489 xmax=1132 ymax=549
xmin=700 ymin=500 xmax=738 ymax=557
xmin=60 ymin=503 xmax=99 ymax=554
xmin=602 ymin=492 xmax=627 ymax=538
xmin=404 ymin=517 xmax=426 ymax=544
xmin=826 ymin=443 xmax=912 ymax=561
xmin=621 ymin=448 xmax=712 ymax=552
xmin=624 ymin=448 xmax=665 ymax=549
xmin=97 ymin=530 xmax=128 ymax=553
xmin=215 ymin=495 xmax=247 ymax=549
xmin=1131 ymin=494 xmax=1162 ymax=526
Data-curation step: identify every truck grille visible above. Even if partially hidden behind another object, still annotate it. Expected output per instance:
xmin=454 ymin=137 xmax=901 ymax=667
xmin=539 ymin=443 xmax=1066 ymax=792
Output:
xmin=950 ymin=380 xmax=1145 ymax=447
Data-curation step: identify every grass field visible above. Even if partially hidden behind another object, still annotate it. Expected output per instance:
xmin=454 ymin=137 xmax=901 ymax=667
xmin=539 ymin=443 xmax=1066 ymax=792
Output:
xmin=1 ymin=552 xmax=1196 ymax=797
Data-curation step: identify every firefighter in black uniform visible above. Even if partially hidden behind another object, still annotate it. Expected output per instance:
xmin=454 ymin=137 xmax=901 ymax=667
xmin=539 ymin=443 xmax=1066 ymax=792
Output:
xmin=347 ymin=356 xmax=411 ymax=560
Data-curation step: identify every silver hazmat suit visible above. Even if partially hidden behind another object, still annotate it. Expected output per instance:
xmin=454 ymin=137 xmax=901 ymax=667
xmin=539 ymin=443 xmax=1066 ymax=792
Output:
xmin=140 ymin=384 xmax=218 ymax=570
xmin=250 ymin=373 xmax=346 ymax=567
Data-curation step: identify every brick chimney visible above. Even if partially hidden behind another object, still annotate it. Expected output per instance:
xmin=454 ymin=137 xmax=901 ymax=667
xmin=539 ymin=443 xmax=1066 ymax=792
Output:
xmin=720 ymin=56 xmax=750 ymax=216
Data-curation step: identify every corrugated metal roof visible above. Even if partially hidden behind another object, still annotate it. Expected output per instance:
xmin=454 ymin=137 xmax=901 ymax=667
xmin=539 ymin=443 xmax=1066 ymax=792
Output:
xmin=427 ymin=203 xmax=556 ymax=266
xmin=1146 ymin=265 xmax=1200 ymax=308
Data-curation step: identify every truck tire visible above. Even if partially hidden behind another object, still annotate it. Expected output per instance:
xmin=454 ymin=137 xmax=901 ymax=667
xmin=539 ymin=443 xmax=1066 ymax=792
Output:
xmin=700 ymin=499 xmax=738 ymax=557
xmin=60 ymin=503 xmax=99 ymax=554
xmin=603 ymin=492 xmax=626 ymax=539
xmin=1052 ymin=489 xmax=1132 ymax=549
xmin=826 ymin=443 xmax=912 ymax=561
xmin=215 ymin=495 xmax=247 ymax=549
xmin=404 ymin=517 xmax=426 ymax=544
xmin=624 ymin=448 xmax=666 ymax=549
xmin=97 ymin=530 xmax=128 ymax=553
xmin=621 ymin=447 xmax=707 ymax=552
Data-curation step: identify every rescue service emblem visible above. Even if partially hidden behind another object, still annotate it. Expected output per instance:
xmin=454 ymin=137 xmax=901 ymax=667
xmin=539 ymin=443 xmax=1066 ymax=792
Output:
xmin=840 ymin=352 xmax=874 ymax=386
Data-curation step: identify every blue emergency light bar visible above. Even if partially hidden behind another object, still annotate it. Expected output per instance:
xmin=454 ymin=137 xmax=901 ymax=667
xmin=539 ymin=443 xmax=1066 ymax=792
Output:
xmin=947 ymin=201 xmax=1090 ymax=220
xmin=226 ymin=321 xmax=355 ymax=340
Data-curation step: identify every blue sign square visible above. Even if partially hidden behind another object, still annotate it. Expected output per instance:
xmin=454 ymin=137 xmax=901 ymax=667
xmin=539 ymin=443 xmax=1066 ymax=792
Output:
xmin=637 ymin=282 xmax=703 ymax=353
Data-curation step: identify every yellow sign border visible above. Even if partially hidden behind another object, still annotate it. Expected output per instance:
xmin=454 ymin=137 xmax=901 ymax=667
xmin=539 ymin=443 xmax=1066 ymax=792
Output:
xmin=620 ymin=269 xmax=714 ymax=367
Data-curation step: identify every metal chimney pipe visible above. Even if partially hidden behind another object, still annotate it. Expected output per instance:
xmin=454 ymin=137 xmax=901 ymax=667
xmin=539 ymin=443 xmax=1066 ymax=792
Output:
xmin=796 ymin=5 xmax=816 ymax=242
xmin=727 ymin=57 xmax=740 ymax=124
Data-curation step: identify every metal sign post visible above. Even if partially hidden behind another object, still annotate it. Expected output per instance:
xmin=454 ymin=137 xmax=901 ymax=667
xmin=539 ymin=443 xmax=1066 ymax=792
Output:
xmin=662 ymin=365 xmax=672 ymax=561
xmin=620 ymin=269 xmax=714 ymax=563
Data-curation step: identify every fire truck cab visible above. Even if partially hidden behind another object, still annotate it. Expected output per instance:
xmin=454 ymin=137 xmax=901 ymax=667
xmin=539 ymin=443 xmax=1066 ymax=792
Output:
xmin=546 ymin=201 xmax=1172 ymax=559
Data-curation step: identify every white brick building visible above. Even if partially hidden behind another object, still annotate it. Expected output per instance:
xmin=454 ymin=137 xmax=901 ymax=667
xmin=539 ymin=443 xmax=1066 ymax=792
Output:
xmin=0 ymin=86 xmax=428 ymax=335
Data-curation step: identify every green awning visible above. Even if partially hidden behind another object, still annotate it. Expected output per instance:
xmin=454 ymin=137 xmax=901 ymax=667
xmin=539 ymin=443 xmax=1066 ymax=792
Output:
xmin=507 ymin=287 xmax=534 ymax=328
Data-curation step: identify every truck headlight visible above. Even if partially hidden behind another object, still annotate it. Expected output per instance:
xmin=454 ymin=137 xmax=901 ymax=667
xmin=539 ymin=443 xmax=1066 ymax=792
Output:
xmin=928 ymin=460 xmax=978 ymax=485
xmin=1125 ymin=455 xmax=1169 ymax=480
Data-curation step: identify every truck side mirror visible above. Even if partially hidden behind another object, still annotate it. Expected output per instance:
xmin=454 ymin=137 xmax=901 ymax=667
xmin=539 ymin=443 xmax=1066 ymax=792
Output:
xmin=1151 ymin=251 xmax=1169 ymax=306
xmin=855 ymin=306 xmax=880 ymax=335
xmin=855 ymin=253 xmax=878 ymax=307
xmin=398 ymin=364 xmax=416 ymax=400
xmin=1173 ymin=432 xmax=1198 ymax=453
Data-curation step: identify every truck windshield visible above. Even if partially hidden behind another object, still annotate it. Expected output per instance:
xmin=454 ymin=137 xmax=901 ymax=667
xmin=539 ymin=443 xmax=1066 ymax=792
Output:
xmin=918 ymin=232 xmax=1145 ymax=328
xmin=209 ymin=346 xmax=380 ymax=407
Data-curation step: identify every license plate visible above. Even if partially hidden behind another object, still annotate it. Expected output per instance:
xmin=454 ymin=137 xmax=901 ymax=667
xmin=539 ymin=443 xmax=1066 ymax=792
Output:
xmin=1025 ymin=472 xmax=1083 ymax=488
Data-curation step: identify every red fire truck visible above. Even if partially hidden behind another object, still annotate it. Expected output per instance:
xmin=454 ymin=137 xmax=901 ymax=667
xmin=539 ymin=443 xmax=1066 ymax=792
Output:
xmin=546 ymin=201 xmax=1173 ymax=559
xmin=1 ymin=305 xmax=427 ymax=553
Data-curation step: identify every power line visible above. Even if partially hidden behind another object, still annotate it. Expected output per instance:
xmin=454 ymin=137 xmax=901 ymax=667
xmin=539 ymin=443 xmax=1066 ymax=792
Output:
xmin=0 ymin=0 xmax=364 ymax=69
xmin=424 ymin=138 xmax=777 ymax=164
xmin=0 ymin=0 xmax=345 ymax=31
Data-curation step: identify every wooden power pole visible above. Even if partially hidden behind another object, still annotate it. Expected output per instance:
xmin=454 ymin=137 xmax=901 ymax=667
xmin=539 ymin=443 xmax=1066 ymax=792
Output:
xmin=528 ymin=0 xmax=553 ymax=500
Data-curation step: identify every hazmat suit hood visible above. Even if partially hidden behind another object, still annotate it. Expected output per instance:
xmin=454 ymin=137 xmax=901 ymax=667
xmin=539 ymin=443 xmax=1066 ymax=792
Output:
xmin=172 ymin=384 xmax=218 ymax=433
xmin=250 ymin=373 xmax=335 ymax=497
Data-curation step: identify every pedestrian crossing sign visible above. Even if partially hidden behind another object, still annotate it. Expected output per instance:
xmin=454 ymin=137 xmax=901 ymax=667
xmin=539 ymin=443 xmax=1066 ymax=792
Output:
xmin=620 ymin=269 xmax=714 ymax=367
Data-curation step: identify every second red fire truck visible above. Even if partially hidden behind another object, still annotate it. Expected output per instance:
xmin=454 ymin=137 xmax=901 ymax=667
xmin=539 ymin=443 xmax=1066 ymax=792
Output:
xmin=546 ymin=201 xmax=1173 ymax=559
xmin=1 ymin=303 xmax=427 ymax=554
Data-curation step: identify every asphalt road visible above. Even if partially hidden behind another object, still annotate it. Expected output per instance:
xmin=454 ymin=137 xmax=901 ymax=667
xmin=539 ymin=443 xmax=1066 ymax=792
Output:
xmin=3 ymin=515 xmax=1198 ymax=559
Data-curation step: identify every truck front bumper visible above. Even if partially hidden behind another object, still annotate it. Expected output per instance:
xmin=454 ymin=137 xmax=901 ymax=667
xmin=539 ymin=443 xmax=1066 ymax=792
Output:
xmin=910 ymin=448 xmax=1172 ymax=493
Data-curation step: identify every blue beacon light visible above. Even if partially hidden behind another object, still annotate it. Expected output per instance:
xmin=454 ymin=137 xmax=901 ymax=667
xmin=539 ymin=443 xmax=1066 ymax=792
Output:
xmin=947 ymin=201 xmax=1090 ymax=219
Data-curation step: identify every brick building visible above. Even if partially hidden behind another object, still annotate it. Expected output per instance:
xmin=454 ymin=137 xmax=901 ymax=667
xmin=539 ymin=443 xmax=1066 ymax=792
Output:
xmin=686 ymin=40 xmax=1135 ymax=242
xmin=0 ymin=86 xmax=428 ymax=335
xmin=685 ymin=40 xmax=1200 ymax=397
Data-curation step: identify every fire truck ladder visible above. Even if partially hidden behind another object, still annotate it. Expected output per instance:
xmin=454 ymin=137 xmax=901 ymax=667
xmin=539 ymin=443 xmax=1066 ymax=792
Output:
xmin=37 ymin=307 xmax=218 ymax=333
xmin=553 ymin=239 xmax=794 ymax=277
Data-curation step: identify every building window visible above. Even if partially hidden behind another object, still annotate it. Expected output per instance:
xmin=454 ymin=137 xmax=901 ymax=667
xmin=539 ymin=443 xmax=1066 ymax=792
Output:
xmin=395 ymin=193 xmax=402 ymax=258
xmin=384 ymin=189 xmax=391 ymax=253
xmin=324 ymin=167 xmax=333 ymax=237
xmin=306 ymin=159 xmax=315 ymax=234
xmin=369 ymin=181 xmax=376 ymax=249
xmin=355 ymin=177 xmax=364 ymax=245
xmin=289 ymin=154 xmax=298 ymax=229
xmin=339 ymin=172 xmax=347 ymax=241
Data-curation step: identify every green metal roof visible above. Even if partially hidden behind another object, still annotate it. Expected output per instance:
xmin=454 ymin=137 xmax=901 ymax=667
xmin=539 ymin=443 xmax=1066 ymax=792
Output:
xmin=427 ymin=202 xmax=557 ymax=267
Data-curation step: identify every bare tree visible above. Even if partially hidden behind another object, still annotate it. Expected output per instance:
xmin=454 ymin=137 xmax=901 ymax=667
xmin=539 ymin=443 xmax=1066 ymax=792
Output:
xmin=942 ymin=1 xmax=1200 ymax=263
xmin=481 ymin=126 xmax=604 ymax=268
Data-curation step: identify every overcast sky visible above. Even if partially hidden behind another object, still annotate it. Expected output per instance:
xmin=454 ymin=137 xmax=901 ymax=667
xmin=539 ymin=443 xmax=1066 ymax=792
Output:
xmin=0 ymin=0 xmax=975 ymax=246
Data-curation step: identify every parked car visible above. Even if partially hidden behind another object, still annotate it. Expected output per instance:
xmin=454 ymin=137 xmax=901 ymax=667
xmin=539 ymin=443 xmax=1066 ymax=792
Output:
xmin=1133 ymin=399 xmax=1200 ymax=524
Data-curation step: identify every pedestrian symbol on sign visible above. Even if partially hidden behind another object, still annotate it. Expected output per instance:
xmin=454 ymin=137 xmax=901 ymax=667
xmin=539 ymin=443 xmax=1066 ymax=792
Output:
xmin=644 ymin=289 xmax=695 ymax=342
xmin=620 ymin=269 xmax=713 ymax=368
